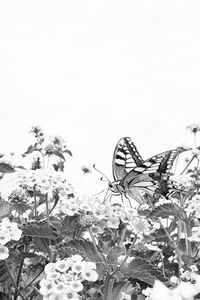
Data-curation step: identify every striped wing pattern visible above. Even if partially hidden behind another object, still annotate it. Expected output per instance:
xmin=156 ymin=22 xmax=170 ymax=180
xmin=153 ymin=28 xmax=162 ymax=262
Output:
xmin=122 ymin=149 xmax=179 ymax=198
xmin=111 ymin=137 xmax=181 ymax=203
xmin=112 ymin=137 xmax=143 ymax=181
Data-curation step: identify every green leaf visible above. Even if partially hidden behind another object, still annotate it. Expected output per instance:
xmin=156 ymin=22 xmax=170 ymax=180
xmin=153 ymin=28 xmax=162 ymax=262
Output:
xmin=0 ymin=199 xmax=13 ymax=218
xmin=62 ymin=215 xmax=83 ymax=239
xmin=56 ymin=239 xmax=100 ymax=262
xmin=121 ymin=258 xmax=168 ymax=286
xmin=22 ymin=221 xmax=55 ymax=239
xmin=0 ymin=163 xmax=15 ymax=173
xmin=53 ymin=151 xmax=65 ymax=160
xmin=12 ymin=202 xmax=30 ymax=213
xmin=112 ymin=281 xmax=134 ymax=300
xmin=63 ymin=149 xmax=73 ymax=156
xmin=148 ymin=203 xmax=186 ymax=220
xmin=0 ymin=262 xmax=9 ymax=283
xmin=107 ymin=245 xmax=125 ymax=266
xmin=23 ymin=145 xmax=35 ymax=156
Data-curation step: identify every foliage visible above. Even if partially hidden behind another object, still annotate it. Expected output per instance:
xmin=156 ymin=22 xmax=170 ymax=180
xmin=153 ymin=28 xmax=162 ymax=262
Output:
xmin=0 ymin=124 xmax=200 ymax=299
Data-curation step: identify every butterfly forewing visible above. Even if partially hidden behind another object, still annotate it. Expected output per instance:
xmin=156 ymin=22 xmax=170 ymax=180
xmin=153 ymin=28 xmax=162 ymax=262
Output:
xmin=112 ymin=137 xmax=143 ymax=181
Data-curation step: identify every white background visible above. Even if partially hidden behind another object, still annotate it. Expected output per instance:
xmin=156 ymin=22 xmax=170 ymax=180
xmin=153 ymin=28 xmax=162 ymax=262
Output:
xmin=0 ymin=1 xmax=200 ymax=194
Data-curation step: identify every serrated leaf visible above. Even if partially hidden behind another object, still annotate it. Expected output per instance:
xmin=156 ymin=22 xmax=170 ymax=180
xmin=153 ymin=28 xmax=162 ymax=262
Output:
xmin=12 ymin=202 xmax=30 ymax=213
xmin=0 ymin=163 xmax=15 ymax=173
xmin=112 ymin=281 xmax=134 ymax=300
xmin=56 ymin=239 xmax=100 ymax=262
xmin=62 ymin=215 xmax=83 ymax=239
xmin=107 ymin=245 xmax=125 ymax=265
xmin=121 ymin=258 xmax=168 ymax=286
xmin=22 ymin=221 xmax=55 ymax=239
xmin=148 ymin=203 xmax=186 ymax=220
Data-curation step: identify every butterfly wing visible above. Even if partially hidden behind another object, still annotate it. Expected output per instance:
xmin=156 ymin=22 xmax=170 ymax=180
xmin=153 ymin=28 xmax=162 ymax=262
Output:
xmin=112 ymin=137 xmax=143 ymax=181
xmin=122 ymin=149 xmax=180 ymax=198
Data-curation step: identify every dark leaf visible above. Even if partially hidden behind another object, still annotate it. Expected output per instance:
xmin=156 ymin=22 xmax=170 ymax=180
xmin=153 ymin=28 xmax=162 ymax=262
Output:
xmin=22 ymin=221 xmax=55 ymax=239
xmin=148 ymin=203 xmax=186 ymax=220
xmin=53 ymin=151 xmax=65 ymax=160
xmin=62 ymin=215 xmax=83 ymax=239
xmin=0 ymin=163 xmax=15 ymax=173
xmin=13 ymin=202 xmax=30 ymax=213
xmin=23 ymin=145 xmax=35 ymax=156
xmin=15 ymin=165 xmax=26 ymax=170
xmin=107 ymin=245 xmax=125 ymax=265
xmin=0 ymin=199 xmax=13 ymax=218
xmin=121 ymin=258 xmax=168 ymax=286
xmin=63 ymin=149 xmax=73 ymax=156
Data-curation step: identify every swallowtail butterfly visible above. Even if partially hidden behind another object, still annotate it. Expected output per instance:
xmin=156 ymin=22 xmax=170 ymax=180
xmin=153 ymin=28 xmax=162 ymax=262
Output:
xmin=110 ymin=137 xmax=181 ymax=203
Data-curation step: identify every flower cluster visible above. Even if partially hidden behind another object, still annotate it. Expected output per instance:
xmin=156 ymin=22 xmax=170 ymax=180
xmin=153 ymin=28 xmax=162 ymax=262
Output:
xmin=45 ymin=135 xmax=68 ymax=154
xmin=40 ymin=255 xmax=98 ymax=299
xmin=170 ymin=174 xmax=194 ymax=190
xmin=186 ymin=123 xmax=200 ymax=134
xmin=15 ymin=169 xmax=73 ymax=196
xmin=144 ymin=279 xmax=200 ymax=300
xmin=0 ymin=218 xmax=22 ymax=260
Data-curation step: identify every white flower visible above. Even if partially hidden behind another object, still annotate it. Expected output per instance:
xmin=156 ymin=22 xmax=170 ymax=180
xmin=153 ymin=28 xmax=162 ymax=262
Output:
xmin=85 ymin=262 xmax=96 ymax=270
xmin=170 ymin=276 xmax=179 ymax=284
xmin=39 ymin=279 xmax=55 ymax=296
xmin=119 ymin=292 xmax=131 ymax=300
xmin=71 ymin=255 xmax=83 ymax=263
xmin=70 ymin=280 xmax=83 ymax=292
xmin=107 ymin=216 xmax=120 ymax=229
xmin=53 ymin=282 xmax=67 ymax=295
xmin=175 ymin=282 xmax=197 ymax=300
xmin=81 ymin=267 xmax=98 ymax=282
xmin=0 ymin=230 xmax=11 ymax=245
xmin=44 ymin=262 xmax=56 ymax=274
xmin=9 ymin=227 xmax=22 ymax=241
xmin=186 ymin=123 xmax=200 ymax=133
xmin=55 ymin=260 xmax=70 ymax=273
xmin=63 ymin=287 xmax=80 ymax=300
xmin=71 ymin=261 xmax=86 ymax=274
xmin=46 ymin=271 xmax=60 ymax=281
xmin=0 ymin=245 xmax=9 ymax=260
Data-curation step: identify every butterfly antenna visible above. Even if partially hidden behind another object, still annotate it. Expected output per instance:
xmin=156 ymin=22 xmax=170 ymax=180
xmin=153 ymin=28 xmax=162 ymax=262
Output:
xmin=92 ymin=187 xmax=109 ymax=196
xmin=93 ymin=164 xmax=111 ymax=182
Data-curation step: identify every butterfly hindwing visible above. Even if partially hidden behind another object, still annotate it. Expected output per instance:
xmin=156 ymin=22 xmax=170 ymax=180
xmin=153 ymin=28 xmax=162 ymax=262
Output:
xmin=122 ymin=149 xmax=180 ymax=198
xmin=112 ymin=137 xmax=143 ymax=181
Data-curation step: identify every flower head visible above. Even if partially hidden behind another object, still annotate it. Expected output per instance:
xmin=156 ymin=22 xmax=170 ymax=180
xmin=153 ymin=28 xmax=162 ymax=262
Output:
xmin=186 ymin=123 xmax=200 ymax=134
xmin=0 ymin=245 xmax=9 ymax=260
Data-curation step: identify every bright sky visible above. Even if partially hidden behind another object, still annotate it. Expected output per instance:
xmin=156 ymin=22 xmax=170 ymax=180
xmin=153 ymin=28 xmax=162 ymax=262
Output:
xmin=0 ymin=1 xmax=200 ymax=194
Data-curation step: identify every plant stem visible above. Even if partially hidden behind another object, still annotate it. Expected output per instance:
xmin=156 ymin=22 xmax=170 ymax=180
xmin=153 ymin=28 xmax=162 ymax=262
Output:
xmin=119 ymin=227 xmax=127 ymax=246
xmin=158 ymin=218 xmax=182 ymax=268
xmin=45 ymin=193 xmax=52 ymax=261
xmin=33 ymin=187 xmax=37 ymax=217
xmin=180 ymin=155 xmax=195 ymax=175
xmin=4 ymin=261 xmax=26 ymax=300
xmin=103 ymin=273 xmax=113 ymax=300
xmin=111 ymin=234 xmax=137 ymax=277
xmin=88 ymin=227 xmax=101 ymax=261
xmin=22 ymin=268 xmax=44 ymax=294
xmin=13 ymin=258 xmax=24 ymax=300
xmin=184 ymin=219 xmax=192 ymax=258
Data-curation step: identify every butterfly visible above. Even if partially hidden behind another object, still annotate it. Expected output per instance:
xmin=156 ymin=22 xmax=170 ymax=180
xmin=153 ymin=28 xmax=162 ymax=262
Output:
xmin=110 ymin=137 xmax=181 ymax=203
